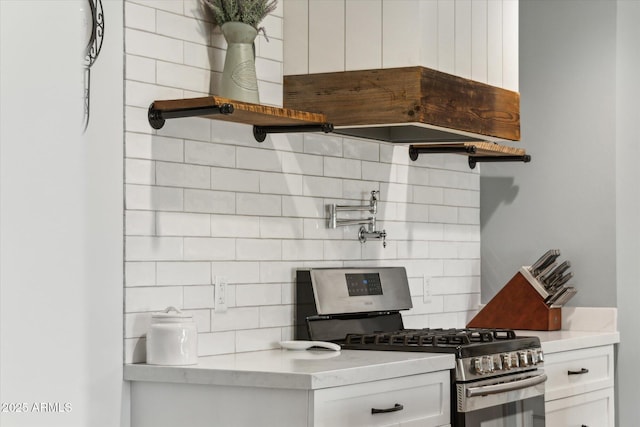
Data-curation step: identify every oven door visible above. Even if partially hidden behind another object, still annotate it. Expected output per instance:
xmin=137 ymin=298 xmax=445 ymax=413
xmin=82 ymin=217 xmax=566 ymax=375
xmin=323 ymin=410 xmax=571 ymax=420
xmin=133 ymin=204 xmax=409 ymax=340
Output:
xmin=455 ymin=370 xmax=547 ymax=427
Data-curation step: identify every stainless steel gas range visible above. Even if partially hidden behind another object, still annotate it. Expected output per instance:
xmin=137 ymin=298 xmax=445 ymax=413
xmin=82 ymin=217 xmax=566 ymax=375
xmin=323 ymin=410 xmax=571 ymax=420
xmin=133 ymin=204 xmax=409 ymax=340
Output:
xmin=295 ymin=267 xmax=547 ymax=427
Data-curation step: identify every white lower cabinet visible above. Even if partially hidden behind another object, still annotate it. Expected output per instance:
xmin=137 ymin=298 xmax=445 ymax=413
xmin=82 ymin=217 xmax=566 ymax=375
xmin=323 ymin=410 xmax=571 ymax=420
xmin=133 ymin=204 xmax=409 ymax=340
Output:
xmin=543 ymin=345 xmax=615 ymax=427
xmin=312 ymin=371 xmax=450 ymax=426
xmin=130 ymin=370 xmax=450 ymax=427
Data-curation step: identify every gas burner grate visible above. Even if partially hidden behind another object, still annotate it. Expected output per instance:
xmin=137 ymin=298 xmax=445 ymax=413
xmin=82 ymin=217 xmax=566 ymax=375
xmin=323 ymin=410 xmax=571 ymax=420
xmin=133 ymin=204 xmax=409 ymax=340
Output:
xmin=344 ymin=328 xmax=518 ymax=348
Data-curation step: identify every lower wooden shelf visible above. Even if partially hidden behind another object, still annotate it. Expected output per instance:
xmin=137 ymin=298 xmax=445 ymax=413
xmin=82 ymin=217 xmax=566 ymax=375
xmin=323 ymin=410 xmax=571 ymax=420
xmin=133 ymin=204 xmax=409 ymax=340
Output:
xmin=409 ymin=141 xmax=531 ymax=169
xmin=148 ymin=96 xmax=333 ymax=142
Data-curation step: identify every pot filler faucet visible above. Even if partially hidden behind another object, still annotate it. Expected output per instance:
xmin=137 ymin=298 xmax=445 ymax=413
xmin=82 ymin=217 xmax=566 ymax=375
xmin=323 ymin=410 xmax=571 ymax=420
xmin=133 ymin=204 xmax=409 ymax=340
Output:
xmin=328 ymin=191 xmax=387 ymax=247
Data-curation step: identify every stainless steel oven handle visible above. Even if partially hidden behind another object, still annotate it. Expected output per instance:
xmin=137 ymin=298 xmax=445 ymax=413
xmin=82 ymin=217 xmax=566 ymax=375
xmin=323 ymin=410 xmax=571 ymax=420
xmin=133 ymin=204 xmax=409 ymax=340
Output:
xmin=466 ymin=373 xmax=547 ymax=398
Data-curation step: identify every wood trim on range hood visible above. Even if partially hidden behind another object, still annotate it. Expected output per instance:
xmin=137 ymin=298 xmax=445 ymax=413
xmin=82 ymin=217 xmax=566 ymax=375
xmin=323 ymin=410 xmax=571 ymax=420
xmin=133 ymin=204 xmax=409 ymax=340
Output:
xmin=283 ymin=66 xmax=520 ymax=144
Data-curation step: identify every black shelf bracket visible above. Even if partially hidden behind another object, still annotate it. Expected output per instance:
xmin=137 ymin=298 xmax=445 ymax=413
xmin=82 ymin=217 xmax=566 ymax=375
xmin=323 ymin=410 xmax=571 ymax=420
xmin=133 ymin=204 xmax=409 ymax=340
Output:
xmin=408 ymin=144 xmax=477 ymax=161
xmin=468 ymin=155 xmax=532 ymax=170
xmin=148 ymin=102 xmax=235 ymax=130
xmin=253 ymin=123 xmax=334 ymax=142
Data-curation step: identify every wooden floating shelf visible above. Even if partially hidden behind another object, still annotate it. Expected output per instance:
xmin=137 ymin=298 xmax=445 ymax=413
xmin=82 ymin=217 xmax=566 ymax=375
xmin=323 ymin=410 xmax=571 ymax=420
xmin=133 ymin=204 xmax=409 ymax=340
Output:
xmin=148 ymin=96 xmax=333 ymax=142
xmin=409 ymin=141 xmax=531 ymax=169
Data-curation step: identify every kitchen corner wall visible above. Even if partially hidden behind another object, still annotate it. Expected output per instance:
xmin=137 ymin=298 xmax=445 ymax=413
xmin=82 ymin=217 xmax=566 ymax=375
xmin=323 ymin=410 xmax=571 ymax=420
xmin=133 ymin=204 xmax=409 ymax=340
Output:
xmin=124 ymin=0 xmax=481 ymax=363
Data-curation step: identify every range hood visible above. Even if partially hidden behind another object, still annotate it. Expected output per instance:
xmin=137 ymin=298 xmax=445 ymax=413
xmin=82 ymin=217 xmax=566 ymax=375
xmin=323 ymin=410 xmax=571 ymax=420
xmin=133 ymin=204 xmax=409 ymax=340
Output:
xmin=283 ymin=66 xmax=520 ymax=144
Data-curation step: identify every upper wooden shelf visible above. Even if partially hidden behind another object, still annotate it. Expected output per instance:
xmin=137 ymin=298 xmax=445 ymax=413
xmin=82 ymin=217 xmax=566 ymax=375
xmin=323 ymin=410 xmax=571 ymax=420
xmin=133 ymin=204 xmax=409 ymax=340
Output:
xmin=148 ymin=96 xmax=333 ymax=142
xmin=409 ymin=141 xmax=530 ymax=169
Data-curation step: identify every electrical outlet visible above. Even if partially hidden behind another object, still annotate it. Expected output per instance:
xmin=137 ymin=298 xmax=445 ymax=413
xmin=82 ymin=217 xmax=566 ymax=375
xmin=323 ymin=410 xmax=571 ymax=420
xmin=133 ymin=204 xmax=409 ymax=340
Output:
xmin=214 ymin=276 xmax=228 ymax=313
xmin=423 ymin=275 xmax=432 ymax=303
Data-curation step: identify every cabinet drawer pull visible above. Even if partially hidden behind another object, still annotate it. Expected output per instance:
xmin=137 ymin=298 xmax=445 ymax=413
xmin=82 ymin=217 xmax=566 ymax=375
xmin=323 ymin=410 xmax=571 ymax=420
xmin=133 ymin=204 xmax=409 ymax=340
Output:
xmin=371 ymin=403 xmax=404 ymax=414
xmin=568 ymin=368 xmax=589 ymax=375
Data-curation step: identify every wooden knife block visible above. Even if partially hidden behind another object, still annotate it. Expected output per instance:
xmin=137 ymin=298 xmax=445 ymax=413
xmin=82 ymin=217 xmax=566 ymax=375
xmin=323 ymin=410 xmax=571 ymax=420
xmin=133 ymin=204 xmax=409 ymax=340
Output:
xmin=467 ymin=271 xmax=561 ymax=331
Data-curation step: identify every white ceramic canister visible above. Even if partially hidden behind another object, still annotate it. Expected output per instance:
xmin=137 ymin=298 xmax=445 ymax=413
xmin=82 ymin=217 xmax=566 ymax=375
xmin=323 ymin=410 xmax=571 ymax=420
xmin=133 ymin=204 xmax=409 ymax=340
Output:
xmin=146 ymin=306 xmax=198 ymax=365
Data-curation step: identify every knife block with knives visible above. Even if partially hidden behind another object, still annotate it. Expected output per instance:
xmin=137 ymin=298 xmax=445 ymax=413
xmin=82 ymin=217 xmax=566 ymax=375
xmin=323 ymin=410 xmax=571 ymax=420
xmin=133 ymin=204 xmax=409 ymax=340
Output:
xmin=467 ymin=249 xmax=577 ymax=331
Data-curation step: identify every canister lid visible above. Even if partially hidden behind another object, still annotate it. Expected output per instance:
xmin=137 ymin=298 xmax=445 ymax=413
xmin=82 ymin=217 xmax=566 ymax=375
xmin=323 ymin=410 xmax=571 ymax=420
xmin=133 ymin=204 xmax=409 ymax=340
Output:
xmin=151 ymin=306 xmax=193 ymax=323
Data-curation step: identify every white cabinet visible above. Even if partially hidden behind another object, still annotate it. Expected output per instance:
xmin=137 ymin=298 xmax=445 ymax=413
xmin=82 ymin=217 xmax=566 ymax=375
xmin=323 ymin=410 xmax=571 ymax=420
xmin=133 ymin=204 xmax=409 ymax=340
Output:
xmin=283 ymin=0 xmax=519 ymax=91
xmin=130 ymin=370 xmax=450 ymax=427
xmin=543 ymin=345 xmax=615 ymax=427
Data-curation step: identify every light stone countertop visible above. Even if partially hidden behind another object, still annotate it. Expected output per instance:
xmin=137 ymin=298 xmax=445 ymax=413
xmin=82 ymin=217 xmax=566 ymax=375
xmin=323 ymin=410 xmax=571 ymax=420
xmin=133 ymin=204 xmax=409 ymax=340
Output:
xmin=124 ymin=348 xmax=455 ymax=390
xmin=517 ymin=329 xmax=620 ymax=354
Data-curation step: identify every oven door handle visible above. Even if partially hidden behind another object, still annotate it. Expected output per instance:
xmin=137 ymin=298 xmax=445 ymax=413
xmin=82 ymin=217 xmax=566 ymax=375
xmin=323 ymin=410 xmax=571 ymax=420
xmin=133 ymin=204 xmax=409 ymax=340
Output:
xmin=466 ymin=373 xmax=548 ymax=398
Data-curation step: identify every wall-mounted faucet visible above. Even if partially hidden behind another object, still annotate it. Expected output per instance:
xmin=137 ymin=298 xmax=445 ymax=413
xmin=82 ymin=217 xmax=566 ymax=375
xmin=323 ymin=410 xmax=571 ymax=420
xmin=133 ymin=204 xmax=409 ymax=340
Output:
xmin=328 ymin=191 xmax=387 ymax=247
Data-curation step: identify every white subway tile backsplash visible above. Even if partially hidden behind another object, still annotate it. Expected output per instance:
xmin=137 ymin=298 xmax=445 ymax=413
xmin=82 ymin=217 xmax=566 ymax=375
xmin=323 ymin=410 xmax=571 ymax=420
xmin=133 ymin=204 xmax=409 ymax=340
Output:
xmin=125 ymin=1 xmax=156 ymax=32
xmin=413 ymin=185 xmax=444 ymax=204
xmin=126 ymin=159 xmax=155 ymax=185
xmin=236 ymin=283 xmax=282 ymax=306
xmin=184 ymin=42 xmax=224 ymax=72
xmin=156 ymin=161 xmax=210 ymax=189
xmin=260 ymin=305 xmax=293 ymax=328
xmin=443 ymin=224 xmax=480 ymax=242
xmin=282 ymin=196 xmax=324 ymax=218
xmin=198 ymin=331 xmax=235 ymax=355
xmin=260 ymin=172 xmax=302 ymax=195
xmin=126 ymin=55 xmax=156 ymax=84
xmin=126 ymin=236 xmax=184 ymax=261
xmin=157 ymin=60 xmax=213 ymax=93
xmin=343 ymin=138 xmax=379 ymax=161
xmin=237 ymin=193 xmax=281 ymax=216
xmin=444 ymin=259 xmax=481 ymax=277
xmin=282 ymin=240 xmax=323 ymax=261
xmin=211 ymin=168 xmax=260 ymax=192
xmin=158 ymin=115 xmax=211 ymax=142
xmin=255 ymin=57 xmax=283 ymax=84
xmin=157 ymin=261 xmax=211 ymax=286
xmin=185 ymin=140 xmax=235 ymax=167
xmin=444 ymin=293 xmax=481 ymax=312
xmin=157 ymin=212 xmax=210 ymax=236
xmin=213 ymin=307 xmax=260 ymax=331
xmin=211 ymin=261 xmax=260 ymax=284
xmin=184 ymin=237 xmax=236 ymax=260
xmin=429 ymin=205 xmax=458 ymax=224
xmin=444 ymin=188 xmax=480 ymax=207
xmin=210 ymin=214 xmax=260 ymax=238
xmin=183 ymin=285 xmax=215 ymax=309
xmin=302 ymin=176 xmax=342 ymax=198
xmin=125 ymin=286 xmax=183 ymax=312
xmin=303 ymin=133 xmax=343 ymax=157
xmin=125 ymin=262 xmax=156 ymax=287
xmin=236 ymin=147 xmax=282 ymax=172
xmin=323 ymin=157 xmax=361 ymax=179
xmin=259 ymin=217 xmax=303 ymax=239
xmin=257 ymin=36 xmax=283 ymax=62
xmin=236 ymin=239 xmax=282 ymax=261
xmin=125 ymin=28 xmax=183 ymax=63
xmin=280 ymin=152 xmax=323 ymax=176
xmin=236 ymin=327 xmax=281 ymax=352
xmin=184 ymin=189 xmax=235 ymax=214
xmin=458 ymin=207 xmax=480 ymax=225
xmin=126 ymin=133 xmax=184 ymax=162
xmin=126 ymin=210 xmax=156 ymax=236
xmin=156 ymin=10 xmax=204 ymax=44
xmin=124 ymin=0 xmax=484 ymax=359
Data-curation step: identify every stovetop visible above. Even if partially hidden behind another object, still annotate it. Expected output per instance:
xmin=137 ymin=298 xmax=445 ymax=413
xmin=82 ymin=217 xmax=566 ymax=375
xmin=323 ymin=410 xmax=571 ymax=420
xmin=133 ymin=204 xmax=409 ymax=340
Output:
xmin=339 ymin=327 xmax=542 ymax=359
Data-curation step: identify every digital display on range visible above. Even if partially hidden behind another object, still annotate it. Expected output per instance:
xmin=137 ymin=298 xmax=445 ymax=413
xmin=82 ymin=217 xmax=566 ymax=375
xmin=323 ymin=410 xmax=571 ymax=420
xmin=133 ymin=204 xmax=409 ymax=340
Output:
xmin=345 ymin=273 xmax=383 ymax=296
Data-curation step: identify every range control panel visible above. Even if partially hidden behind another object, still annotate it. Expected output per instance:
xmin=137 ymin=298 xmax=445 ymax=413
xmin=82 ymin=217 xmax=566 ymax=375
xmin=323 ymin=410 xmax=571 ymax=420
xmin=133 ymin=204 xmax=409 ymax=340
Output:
xmin=346 ymin=273 xmax=383 ymax=296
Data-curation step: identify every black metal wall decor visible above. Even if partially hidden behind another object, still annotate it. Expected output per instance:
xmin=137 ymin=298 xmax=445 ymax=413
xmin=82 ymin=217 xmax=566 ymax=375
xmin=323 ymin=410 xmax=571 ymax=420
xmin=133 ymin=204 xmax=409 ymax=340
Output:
xmin=81 ymin=0 xmax=104 ymax=132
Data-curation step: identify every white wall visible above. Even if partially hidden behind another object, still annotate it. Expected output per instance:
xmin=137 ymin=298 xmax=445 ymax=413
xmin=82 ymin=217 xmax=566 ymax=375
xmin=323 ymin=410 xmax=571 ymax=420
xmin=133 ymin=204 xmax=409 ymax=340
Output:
xmin=123 ymin=0 xmax=483 ymax=363
xmin=0 ymin=1 xmax=125 ymax=426
xmin=615 ymin=1 xmax=640 ymax=425
xmin=480 ymin=0 xmax=617 ymax=307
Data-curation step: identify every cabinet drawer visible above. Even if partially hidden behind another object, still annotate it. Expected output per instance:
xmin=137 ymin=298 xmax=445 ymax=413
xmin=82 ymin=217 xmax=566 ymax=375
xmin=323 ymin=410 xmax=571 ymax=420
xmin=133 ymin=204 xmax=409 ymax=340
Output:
xmin=543 ymin=345 xmax=613 ymax=401
xmin=312 ymin=370 xmax=450 ymax=427
xmin=545 ymin=387 xmax=614 ymax=427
